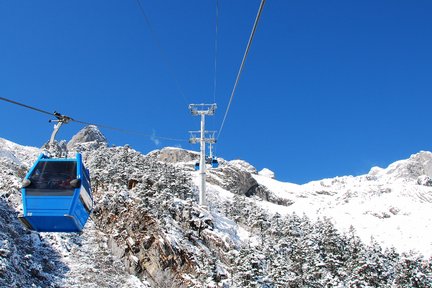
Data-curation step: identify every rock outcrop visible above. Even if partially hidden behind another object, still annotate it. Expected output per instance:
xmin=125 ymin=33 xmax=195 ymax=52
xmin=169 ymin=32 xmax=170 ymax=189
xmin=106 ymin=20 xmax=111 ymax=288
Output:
xmin=370 ymin=151 xmax=432 ymax=183
xmin=147 ymin=147 xmax=199 ymax=164
xmin=88 ymin=145 xmax=234 ymax=287
xmin=207 ymin=162 xmax=292 ymax=206
xmin=67 ymin=125 xmax=108 ymax=151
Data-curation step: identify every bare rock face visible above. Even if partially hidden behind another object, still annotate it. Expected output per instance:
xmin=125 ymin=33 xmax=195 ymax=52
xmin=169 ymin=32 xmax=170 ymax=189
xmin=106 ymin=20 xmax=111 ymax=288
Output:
xmin=67 ymin=125 xmax=108 ymax=151
xmin=147 ymin=147 xmax=199 ymax=164
xmin=417 ymin=175 xmax=432 ymax=186
xmin=209 ymin=165 xmax=259 ymax=197
xmin=208 ymin=162 xmax=292 ymax=206
xmin=87 ymin=146 xmax=233 ymax=287
xmin=228 ymin=160 xmax=257 ymax=174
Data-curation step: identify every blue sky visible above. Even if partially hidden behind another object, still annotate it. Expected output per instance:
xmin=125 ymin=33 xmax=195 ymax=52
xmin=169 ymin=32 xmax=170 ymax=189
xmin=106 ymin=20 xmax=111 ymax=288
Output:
xmin=1 ymin=1 xmax=432 ymax=184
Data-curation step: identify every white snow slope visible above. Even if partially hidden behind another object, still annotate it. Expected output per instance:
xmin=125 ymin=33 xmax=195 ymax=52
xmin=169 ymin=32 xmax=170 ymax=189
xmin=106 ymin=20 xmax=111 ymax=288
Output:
xmin=251 ymin=152 xmax=432 ymax=258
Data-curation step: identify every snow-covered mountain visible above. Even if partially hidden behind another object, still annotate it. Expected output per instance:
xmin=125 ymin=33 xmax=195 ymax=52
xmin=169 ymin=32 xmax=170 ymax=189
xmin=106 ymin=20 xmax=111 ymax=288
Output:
xmin=252 ymin=152 xmax=432 ymax=258
xmin=1 ymin=126 xmax=432 ymax=287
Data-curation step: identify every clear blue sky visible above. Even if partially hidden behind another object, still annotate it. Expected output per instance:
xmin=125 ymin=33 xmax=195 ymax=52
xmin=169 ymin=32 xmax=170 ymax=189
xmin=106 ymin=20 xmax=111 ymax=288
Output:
xmin=1 ymin=1 xmax=432 ymax=184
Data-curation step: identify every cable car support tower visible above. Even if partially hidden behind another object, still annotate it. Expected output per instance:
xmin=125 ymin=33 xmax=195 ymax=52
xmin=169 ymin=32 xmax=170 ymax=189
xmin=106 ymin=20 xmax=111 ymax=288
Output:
xmin=189 ymin=103 xmax=217 ymax=206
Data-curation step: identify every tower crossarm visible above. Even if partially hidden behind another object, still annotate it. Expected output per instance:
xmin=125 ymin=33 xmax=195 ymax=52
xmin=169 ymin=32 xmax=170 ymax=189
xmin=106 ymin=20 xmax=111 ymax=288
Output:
xmin=189 ymin=103 xmax=217 ymax=116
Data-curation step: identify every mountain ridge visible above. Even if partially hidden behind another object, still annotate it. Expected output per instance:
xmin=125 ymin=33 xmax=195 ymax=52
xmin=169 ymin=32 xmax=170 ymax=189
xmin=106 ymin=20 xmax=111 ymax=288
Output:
xmin=1 ymin=127 xmax=432 ymax=287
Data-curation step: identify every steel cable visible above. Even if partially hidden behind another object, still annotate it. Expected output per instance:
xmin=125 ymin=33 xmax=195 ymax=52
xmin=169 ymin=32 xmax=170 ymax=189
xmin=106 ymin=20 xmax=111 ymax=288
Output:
xmin=0 ymin=96 xmax=186 ymax=142
xmin=217 ymin=0 xmax=266 ymax=139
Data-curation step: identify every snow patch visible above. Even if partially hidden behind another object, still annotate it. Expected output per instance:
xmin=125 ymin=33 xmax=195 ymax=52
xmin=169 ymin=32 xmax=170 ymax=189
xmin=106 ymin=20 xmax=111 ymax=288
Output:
xmin=258 ymin=168 xmax=275 ymax=179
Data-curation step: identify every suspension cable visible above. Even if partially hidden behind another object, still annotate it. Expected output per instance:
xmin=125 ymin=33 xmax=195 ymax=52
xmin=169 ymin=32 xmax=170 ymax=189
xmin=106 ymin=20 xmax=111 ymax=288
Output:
xmin=217 ymin=0 xmax=266 ymax=139
xmin=213 ymin=0 xmax=219 ymax=104
xmin=0 ymin=96 xmax=54 ymax=117
xmin=0 ymin=96 xmax=187 ymax=142
xmin=134 ymin=0 xmax=189 ymax=105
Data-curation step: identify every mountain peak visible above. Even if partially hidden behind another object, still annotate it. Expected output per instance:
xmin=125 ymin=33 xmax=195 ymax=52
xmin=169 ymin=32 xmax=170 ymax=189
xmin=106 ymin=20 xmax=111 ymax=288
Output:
xmin=258 ymin=168 xmax=275 ymax=178
xmin=369 ymin=151 xmax=432 ymax=182
xmin=67 ymin=125 xmax=108 ymax=150
xmin=228 ymin=160 xmax=257 ymax=174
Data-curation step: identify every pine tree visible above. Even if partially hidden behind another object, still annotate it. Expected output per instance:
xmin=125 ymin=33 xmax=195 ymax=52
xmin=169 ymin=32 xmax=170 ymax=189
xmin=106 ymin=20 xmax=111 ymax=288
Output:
xmin=393 ymin=253 xmax=432 ymax=287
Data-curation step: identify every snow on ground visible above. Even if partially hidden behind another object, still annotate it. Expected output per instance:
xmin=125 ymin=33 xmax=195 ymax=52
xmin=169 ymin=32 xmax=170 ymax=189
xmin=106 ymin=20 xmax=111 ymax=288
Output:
xmin=191 ymin=171 xmax=234 ymax=203
xmin=25 ymin=220 xmax=151 ymax=288
xmin=0 ymin=138 xmax=39 ymax=166
xmin=254 ymin=169 xmax=432 ymax=258
xmin=190 ymin=159 xmax=432 ymax=257
xmin=210 ymin=209 xmax=243 ymax=248
xmin=191 ymin=172 xmax=254 ymax=247
xmin=253 ymin=174 xmax=303 ymax=198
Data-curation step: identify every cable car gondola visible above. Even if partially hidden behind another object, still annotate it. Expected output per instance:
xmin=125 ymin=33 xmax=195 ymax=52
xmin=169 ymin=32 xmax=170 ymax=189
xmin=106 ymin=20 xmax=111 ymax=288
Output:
xmin=205 ymin=155 xmax=219 ymax=169
xmin=211 ymin=157 xmax=219 ymax=168
xmin=18 ymin=153 xmax=93 ymax=232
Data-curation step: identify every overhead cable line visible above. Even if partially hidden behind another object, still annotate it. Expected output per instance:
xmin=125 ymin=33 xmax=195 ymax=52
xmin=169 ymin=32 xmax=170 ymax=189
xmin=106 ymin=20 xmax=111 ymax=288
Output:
xmin=0 ymin=96 xmax=54 ymax=117
xmin=213 ymin=0 xmax=219 ymax=104
xmin=0 ymin=96 xmax=186 ymax=142
xmin=217 ymin=0 xmax=266 ymax=139
xmin=210 ymin=0 xmax=220 ymax=150
xmin=72 ymin=118 xmax=186 ymax=142
xmin=134 ymin=0 xmax=190 ymax=105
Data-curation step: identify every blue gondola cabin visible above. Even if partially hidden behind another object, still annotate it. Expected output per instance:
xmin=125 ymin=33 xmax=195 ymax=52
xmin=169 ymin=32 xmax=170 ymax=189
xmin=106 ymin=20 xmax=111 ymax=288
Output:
xmin=211 ymin=158 xmax=219 ymax=168
xmin=18 ymin=153 xmax=93 ymax=232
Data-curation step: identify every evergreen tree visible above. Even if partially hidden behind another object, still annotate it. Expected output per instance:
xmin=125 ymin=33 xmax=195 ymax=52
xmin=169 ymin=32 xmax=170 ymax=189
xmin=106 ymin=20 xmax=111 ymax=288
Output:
xmin=393 ymin=253 xmax=432 ymax=287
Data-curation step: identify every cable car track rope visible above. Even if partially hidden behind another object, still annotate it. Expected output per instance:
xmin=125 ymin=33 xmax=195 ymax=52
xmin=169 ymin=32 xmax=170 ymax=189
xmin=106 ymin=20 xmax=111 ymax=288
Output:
xmin=0 ymin=96 xmax=54 ymax=117
xmin=0 ymin=96 xmax=187 ymax=142
xmin=134 ymin=0 xmax=190 ymax=105
xmin=213 ymin=0 xmax=219 ymax=104
xmin=217 ymin=0 xmax=266 ymax=139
